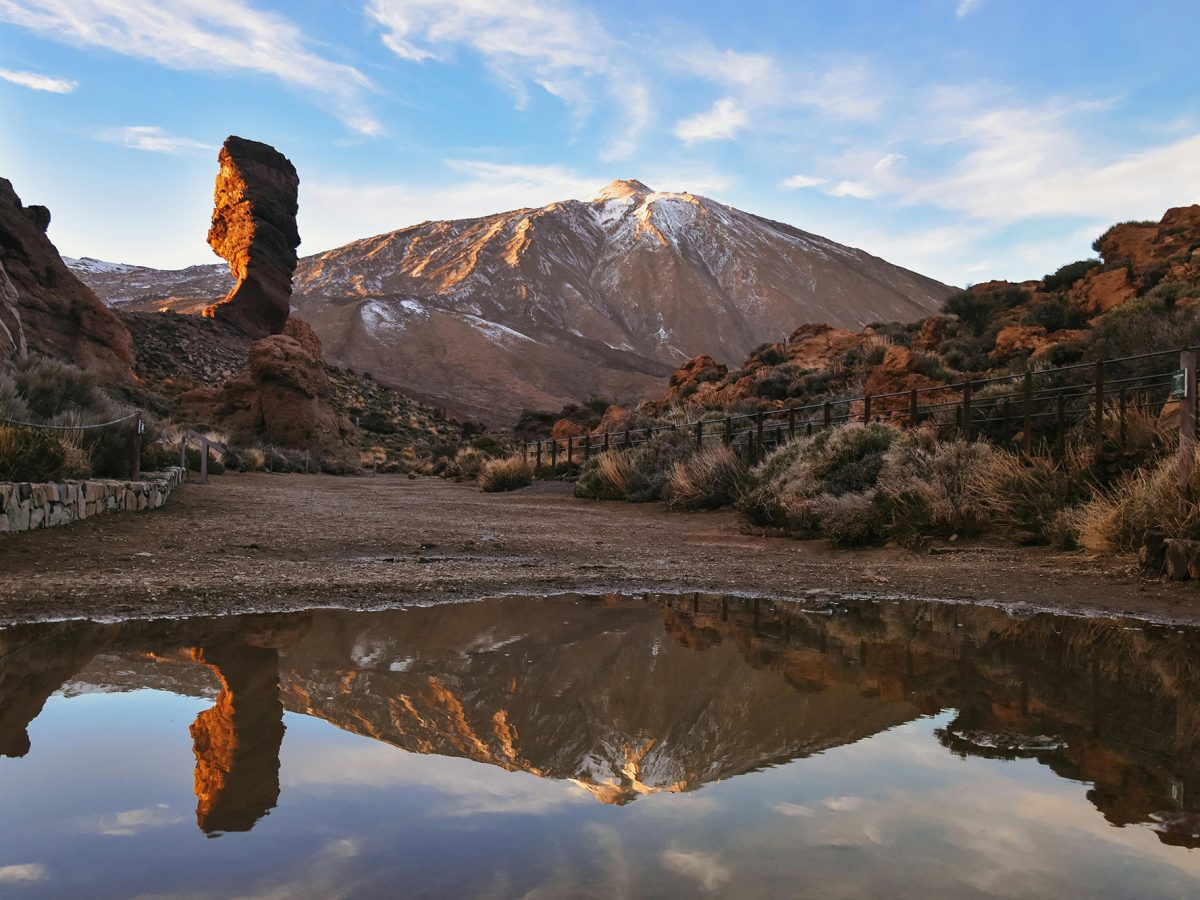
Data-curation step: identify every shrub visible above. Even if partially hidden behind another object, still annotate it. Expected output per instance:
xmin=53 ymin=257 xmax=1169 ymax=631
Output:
xmin=574 ymin=430 xmax=694 ymax=503
xmin=739 ymin=423 xmax=900 ymax=534
xmin=876 ymin=432 xmax=996 ymax=545
xmin=1023 ymin=297 xmax=1086 ymax=332
xmin=0 ymin=427 xmax=71 ymax=482
xmin=479 ymin=455 xmax=533 ymax=493
xmin=913 ymin=352 xmax=953 ymax=382
xmin=1071 ymin=448 xmax=1200 ymax=552
xmin=808 ymin=492 xmax=887 ymax=546
xmin=968 ymin=445 xmax=1095 ymax=545
xmin=448 ymin=447 xmax=491 ymax=481
xmin=11 ymin=356 xmax=103 ymax=420
xmin=667 ymin=444 xmax=747 ymax=510
xmin=1042 ymin=259 xmax=1100 ymax=292
xmin=943 ymin=286 xmax=1026 ymax=337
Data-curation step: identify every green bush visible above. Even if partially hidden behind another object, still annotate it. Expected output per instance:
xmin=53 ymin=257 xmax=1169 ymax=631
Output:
xmin=1023 ymin=297 xmax=1086 ymax=332
xmin=943 ymin=286 xmax=1026 ymax=337
xmin=1042 ymin=259 xmax=1100 ymax=292
xmin=0 ymin=427 xmax=71 ymax=482
xmin=809 ymin=493 xmax=887 ymax=546
xmin=574 ymin=430 xmax=695 ymax=503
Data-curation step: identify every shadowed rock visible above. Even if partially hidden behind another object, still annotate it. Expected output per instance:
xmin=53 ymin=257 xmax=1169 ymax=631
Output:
xmin=0 ymin=177 xmax=134 ymax=377
xmin=205 ymin=136 xmax=300 ymax=338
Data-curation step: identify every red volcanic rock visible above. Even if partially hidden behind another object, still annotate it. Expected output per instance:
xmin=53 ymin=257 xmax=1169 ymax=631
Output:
xmin=551 ymin=418 xmax=585 ymax=440
xmin=178 ymin=318 xmax=356 ymax=460
xmin=911 ymin=316 xmax=948 ymax=352
xmin=786 ymin=323 xmax=865 ymax=371
xmin=861 ymin=345 xmax=946 ymax=421
xmin=0 ymin=177 xmax=134 ymax=377
xmin=662 ymin=354 xmax=728 ymax=405
xmin=1074 ymin=267 xmax=1136 ymax=315
xmin=205 ymin=136 xmax=300 ymax=338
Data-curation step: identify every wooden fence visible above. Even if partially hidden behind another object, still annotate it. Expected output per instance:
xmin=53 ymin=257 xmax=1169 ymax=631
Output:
xmin=523 ymin=347 xmax=1199 ymax=475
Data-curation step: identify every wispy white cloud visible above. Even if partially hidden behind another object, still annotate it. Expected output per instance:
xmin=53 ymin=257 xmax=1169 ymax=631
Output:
xmin=782 ymin=174 xmax=827 ymax=189
xmin=0 ymin=0 xmax=379 ymax=134
xmin=829 ymin=180 xmax=878 ymax=199
xmin=367 ymin=0 xmax=651 ymax=158
xmin=0 ymin=66 xmax=76 ymax=92
xmin=93 ymin=125 xmax=213 ymax=154
xmin=956 ymin=0 xmax=985 ymax=18
xmin=674 ymin=97 xmax=747 ymax=143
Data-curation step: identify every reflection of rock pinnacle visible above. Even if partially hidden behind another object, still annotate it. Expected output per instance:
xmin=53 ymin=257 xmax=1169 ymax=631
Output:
xmin=188 ymin=641 xmax=285 ymax=834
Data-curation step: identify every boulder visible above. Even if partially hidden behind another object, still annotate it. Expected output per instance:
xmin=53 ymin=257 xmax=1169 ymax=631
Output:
xmin=0 ymin=178 xmax=134 ymax=378
xmin=204 ymin=136 xmax=300 ymax=338
xmin=177 ymin=318 xmax=356 ymax=462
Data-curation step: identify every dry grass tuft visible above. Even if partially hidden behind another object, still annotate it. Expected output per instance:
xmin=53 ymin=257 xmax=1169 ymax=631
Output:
xmin=667 ymin=443 xmax=746 ymax=509
xmin=479 ymin=454 xmax=533 ymax=493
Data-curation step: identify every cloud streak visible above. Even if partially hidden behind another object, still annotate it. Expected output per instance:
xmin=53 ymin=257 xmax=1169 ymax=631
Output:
xmin=0 ymin=0 xmax=379 ymax=134
xmin=366 ymin=0 xmax=651 ymax=158
xmin=93 ymin=125 xmax=213 ymax=154
xmin=0 ymin=67 xmax=76 ymax=93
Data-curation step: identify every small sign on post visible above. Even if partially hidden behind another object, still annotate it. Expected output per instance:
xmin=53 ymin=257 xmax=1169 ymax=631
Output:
xmin=1171 ymin=369 xmax=1188 ymax=400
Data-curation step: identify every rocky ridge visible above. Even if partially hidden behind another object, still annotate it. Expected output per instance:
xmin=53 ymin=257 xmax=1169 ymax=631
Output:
xmin=70 ymin=179 xmax=950 ymax=424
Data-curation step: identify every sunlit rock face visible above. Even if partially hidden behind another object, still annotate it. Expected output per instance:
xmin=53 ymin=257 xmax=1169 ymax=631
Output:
xmin=0 ymin=177 xmax=134 ymax=378
xmin=188 ymin=641 xmax=286 ymax=834
xmin=205 ymin=136 xmax=300 ymax=338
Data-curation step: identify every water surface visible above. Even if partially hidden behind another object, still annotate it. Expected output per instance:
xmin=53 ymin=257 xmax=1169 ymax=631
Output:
xmin=1 ymin=593 xmax=1199 ymax=898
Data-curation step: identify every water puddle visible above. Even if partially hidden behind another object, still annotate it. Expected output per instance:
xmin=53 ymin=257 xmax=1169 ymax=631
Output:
xmin=1 ymin=593 xmax=1199 ymax=897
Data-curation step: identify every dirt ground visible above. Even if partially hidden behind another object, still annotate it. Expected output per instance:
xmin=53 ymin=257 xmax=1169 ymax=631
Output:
xmin=1 ymin=472 xmax=1196 ymax=625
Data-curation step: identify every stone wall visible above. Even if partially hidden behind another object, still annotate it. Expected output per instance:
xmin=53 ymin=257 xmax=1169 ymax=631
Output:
xmin=1 ymin=467 xmax=186 ymax=534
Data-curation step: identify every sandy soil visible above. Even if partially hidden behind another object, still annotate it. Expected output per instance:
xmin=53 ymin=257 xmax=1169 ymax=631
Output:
xmin=0 ymin=473 xmax=1195 ymax=625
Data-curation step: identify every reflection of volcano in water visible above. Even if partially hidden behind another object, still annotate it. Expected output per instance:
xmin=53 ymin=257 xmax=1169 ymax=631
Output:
xmin=2 ymin=594 xmax=1199 ymax=844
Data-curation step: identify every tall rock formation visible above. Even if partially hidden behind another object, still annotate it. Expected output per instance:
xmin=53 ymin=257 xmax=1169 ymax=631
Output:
xmin=204 ymin=136 xmax=300 ymax=338
xmin=0 ymin=178 xmax=134 ymax=377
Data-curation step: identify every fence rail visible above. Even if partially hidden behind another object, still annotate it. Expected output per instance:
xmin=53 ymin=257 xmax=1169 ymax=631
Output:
xmin=522 ymin=347 xmax=1200 ymax=474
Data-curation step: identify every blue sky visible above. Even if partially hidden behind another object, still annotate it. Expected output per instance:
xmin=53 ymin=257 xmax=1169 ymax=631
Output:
xmin=1 ymin=0 xmax=1198 ymax=286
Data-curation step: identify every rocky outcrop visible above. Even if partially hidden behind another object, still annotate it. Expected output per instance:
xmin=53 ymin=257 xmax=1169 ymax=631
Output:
xmin=204 ymin=136 xmax=300 ymax=338
xmin=177 ymin=318 xmax=356 ymax=462
xmin=0 ymin=178 xmax=134 ymax=378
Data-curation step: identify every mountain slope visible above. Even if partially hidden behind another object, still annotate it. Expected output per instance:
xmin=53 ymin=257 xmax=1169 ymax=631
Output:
xmin=71 ymin=180 xmax=951 ymax=424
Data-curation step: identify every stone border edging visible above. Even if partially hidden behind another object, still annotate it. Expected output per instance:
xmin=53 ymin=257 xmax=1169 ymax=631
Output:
xmin=1 ymin=466 xmax=186 ymax=534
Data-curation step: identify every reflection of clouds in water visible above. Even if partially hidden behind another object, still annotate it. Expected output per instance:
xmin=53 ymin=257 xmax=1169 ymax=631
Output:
xmin=282 ymin=739 xmax=588 ymax=817
xmin=661 ymin=847 xmax=732 ymax=892
xmin=822 ymin=795 xmax=865 ymax=811
xmin=153 ymin=838 xmax=363 ymax=900
xmin=85 ymin=803 xmax=184 ymax=836
xmin=0 ymin=863 xmax=46 ymax=883
xmin=775 ymin=802 xmax=814 ymax=817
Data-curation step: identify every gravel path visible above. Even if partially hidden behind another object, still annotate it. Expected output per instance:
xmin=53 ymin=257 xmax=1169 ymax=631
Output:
xmin=0 ymin=472 xmax=1194 ymax=624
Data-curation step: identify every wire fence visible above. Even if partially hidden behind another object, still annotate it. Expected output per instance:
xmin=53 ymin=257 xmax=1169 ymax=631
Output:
xmin=523 ymin=347 xmax=1200 ymax=471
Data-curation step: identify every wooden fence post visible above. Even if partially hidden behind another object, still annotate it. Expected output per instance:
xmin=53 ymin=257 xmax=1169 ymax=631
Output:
xmin=1022 ymin=370 xmax=1033 ymax=456
xmin=724 ymin=417 xmax=733 ymax=445
xmin=624 ymin=428 xmax=631 ymax=449
xmin=567 ymin=435 xmax=574 ymax=469
xmin=788 ymin=407 xmax=796 ymax=439
xmin=1093 ymin=358 xmax=1106 ymax=465
xmin=603 ymin=431 xmax=610 ymax=451
xmin=961 ymin=381 xmax=973 ymax=440
xmin=863 ymin=393 xmax=872 ymax=424
xmin=823 ymin=401 xmax=831 ymax=429
xmin=755 ymin=412 xmax=765 ymax=463
xmin=200 ymin=438 xmax=209 ymax=484
xmin=909 ymin=389 xmax=918 ymax=428
xmin=131 ymin=412 xmax=143 ymax=481
xmin=695 ymin=419 xmax=704 ymax=449
xmin=551 ymin=438 xmax=558 ymax=468
xmin=536 ymin=440 xmax=542 ymax=470
xmin=1180 ymin=350 xmax=1197 ymax=504
xmin=583 ymin=434 xmax=591 ymax=463
xmin=1056 ymin=390 xmax=1066 ymax=458
xmin=179 ymin=435 xmax=187 ymax=470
